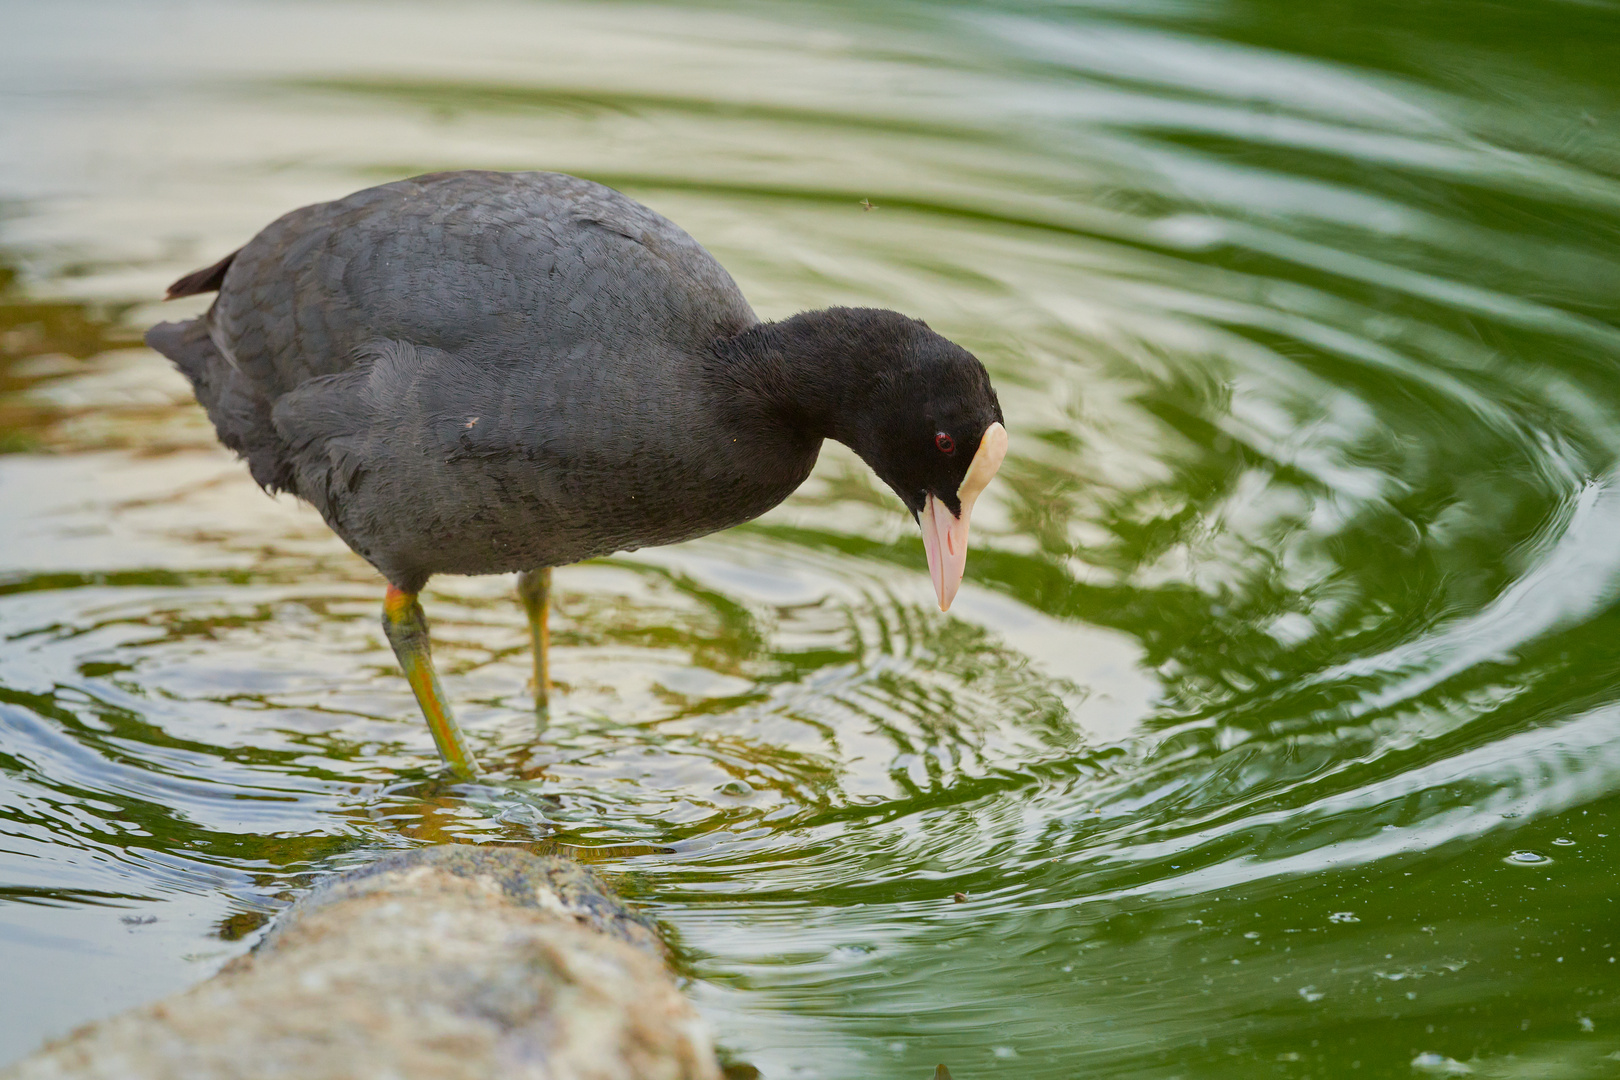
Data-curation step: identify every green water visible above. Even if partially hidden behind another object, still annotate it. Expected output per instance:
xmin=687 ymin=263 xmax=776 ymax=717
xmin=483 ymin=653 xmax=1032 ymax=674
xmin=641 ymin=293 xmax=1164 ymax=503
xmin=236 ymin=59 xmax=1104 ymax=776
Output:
xmin=4 ymin=0 xmax=1620 ymax=1075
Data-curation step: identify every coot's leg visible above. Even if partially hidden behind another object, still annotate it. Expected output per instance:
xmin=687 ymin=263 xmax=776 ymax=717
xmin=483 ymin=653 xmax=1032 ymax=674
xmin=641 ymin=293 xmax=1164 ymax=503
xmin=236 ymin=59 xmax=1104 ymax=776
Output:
xmin=382 ymin=586 xmax=478 ymax=778
xmin=516 ymin=568 xmax=552 ymax=710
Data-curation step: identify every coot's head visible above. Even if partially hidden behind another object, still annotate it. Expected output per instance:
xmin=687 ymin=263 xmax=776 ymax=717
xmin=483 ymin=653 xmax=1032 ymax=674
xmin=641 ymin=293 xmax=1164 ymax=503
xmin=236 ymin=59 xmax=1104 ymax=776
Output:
xmin=726 ymin=307 xmax=1008 ymax=611
xmin=842 ymin=318 xmax=1007 ymax=612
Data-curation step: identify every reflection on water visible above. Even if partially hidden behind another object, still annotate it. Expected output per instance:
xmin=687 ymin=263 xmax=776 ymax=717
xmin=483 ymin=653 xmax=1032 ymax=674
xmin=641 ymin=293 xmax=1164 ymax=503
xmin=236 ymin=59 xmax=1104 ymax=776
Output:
xmin=4 ymin=0 xmax=1620 ymax=1075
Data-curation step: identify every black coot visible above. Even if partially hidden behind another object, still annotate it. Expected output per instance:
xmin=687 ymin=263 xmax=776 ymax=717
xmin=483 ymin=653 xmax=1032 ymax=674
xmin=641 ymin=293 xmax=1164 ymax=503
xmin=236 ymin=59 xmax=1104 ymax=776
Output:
xmin=147 ymin=171 xmax=1007 ymax=777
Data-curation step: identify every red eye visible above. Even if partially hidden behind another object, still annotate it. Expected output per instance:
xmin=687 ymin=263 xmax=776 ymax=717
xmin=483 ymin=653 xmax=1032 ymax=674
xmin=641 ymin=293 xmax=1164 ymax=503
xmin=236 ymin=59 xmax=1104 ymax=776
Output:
xmin=935 ymin=432 xmax=955 ymax=454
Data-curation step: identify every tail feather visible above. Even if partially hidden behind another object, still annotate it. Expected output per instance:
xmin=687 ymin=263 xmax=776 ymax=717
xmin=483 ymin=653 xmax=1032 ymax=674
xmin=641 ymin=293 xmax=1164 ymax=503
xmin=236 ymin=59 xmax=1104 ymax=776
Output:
xmin=164 ymin=249 xmax=240 ymax=300
xmin=144 ymin=318 xmax=215 ymax=384
xmin=145 ymin=317 xmax=294 ymax=494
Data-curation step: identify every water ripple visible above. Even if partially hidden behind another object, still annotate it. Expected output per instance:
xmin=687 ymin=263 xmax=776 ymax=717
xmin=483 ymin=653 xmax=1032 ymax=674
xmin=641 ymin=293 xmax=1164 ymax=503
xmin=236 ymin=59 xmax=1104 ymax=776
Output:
xmin=4 ymin=0 xmax=1620 ymax=1075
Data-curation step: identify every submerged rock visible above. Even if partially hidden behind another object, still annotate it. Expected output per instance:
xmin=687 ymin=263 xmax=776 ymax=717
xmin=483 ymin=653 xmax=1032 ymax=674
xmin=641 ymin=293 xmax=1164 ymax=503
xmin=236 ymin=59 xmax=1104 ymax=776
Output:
xmin=4 ymin=845 xmax=721 ymax=1080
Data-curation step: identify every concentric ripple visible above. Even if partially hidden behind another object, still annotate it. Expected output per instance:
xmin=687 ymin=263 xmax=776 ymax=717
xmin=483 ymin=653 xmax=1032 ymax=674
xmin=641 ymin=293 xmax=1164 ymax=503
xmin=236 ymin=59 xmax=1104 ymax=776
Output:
xmin=4 ymin=1 xmax=1620 ymax=1076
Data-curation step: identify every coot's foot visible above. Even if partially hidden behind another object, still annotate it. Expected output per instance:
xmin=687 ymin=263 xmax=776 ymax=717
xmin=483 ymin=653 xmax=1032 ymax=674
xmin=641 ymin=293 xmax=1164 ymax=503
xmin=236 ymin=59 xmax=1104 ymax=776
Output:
xmin=382 ymin=585 xmax=479 ymax=778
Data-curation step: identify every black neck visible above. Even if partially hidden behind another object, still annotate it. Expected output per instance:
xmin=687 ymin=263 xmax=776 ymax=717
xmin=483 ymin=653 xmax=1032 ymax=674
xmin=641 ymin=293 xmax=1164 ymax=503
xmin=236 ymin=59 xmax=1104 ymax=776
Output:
xmin=712 ymin=307 xmax=921 ymax=451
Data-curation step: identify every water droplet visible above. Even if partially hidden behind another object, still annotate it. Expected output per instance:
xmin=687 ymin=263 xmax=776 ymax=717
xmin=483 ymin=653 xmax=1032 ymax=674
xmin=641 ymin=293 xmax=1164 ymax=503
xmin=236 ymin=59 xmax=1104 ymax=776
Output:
xmin=1505 ymin=850 xmax=1550 ymax=865
xmin=718 ymin=780 xmax=753 ymax=796
xmin=1329 ymin=911 xmax=1359 ymax=923
xmin=1298 ymin=986 xmax=1324 ymax=1002
xmin=496 ymin=803 xmax=542 ymax=825
xmin=1552 ymin=837 xmax=1576 ymax=846
xmin=992 ymin=1046 xmax=1017 ymax=1059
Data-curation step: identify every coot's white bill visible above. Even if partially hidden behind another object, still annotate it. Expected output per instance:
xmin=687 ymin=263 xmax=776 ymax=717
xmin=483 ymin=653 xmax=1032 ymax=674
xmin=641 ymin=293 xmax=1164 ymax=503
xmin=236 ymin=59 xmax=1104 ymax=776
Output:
xmin=920 ymin=421 xmax=1008 ymax=611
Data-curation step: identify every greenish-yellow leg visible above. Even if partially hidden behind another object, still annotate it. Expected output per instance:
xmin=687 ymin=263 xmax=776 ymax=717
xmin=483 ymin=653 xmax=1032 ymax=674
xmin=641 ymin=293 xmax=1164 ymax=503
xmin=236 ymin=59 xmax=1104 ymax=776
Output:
xmin=516 ymin=568 xmax=552 ymax=711
xmin=383 ymin=585 xmax=478 ymax=778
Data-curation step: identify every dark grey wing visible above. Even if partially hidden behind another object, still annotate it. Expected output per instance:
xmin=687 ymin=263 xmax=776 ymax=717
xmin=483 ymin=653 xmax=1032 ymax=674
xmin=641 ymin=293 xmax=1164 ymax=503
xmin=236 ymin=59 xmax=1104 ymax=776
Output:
xmin=267 ymin=337 xmax=697 ymax=590
xmin=208 ymin=171 xmax=757 ymax=399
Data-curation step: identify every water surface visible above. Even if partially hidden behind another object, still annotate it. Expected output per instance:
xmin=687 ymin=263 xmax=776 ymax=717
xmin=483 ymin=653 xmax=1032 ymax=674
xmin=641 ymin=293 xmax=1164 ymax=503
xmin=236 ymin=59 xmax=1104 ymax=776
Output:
xmin=4 ymin=1 xmax=1620 ymax=1076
